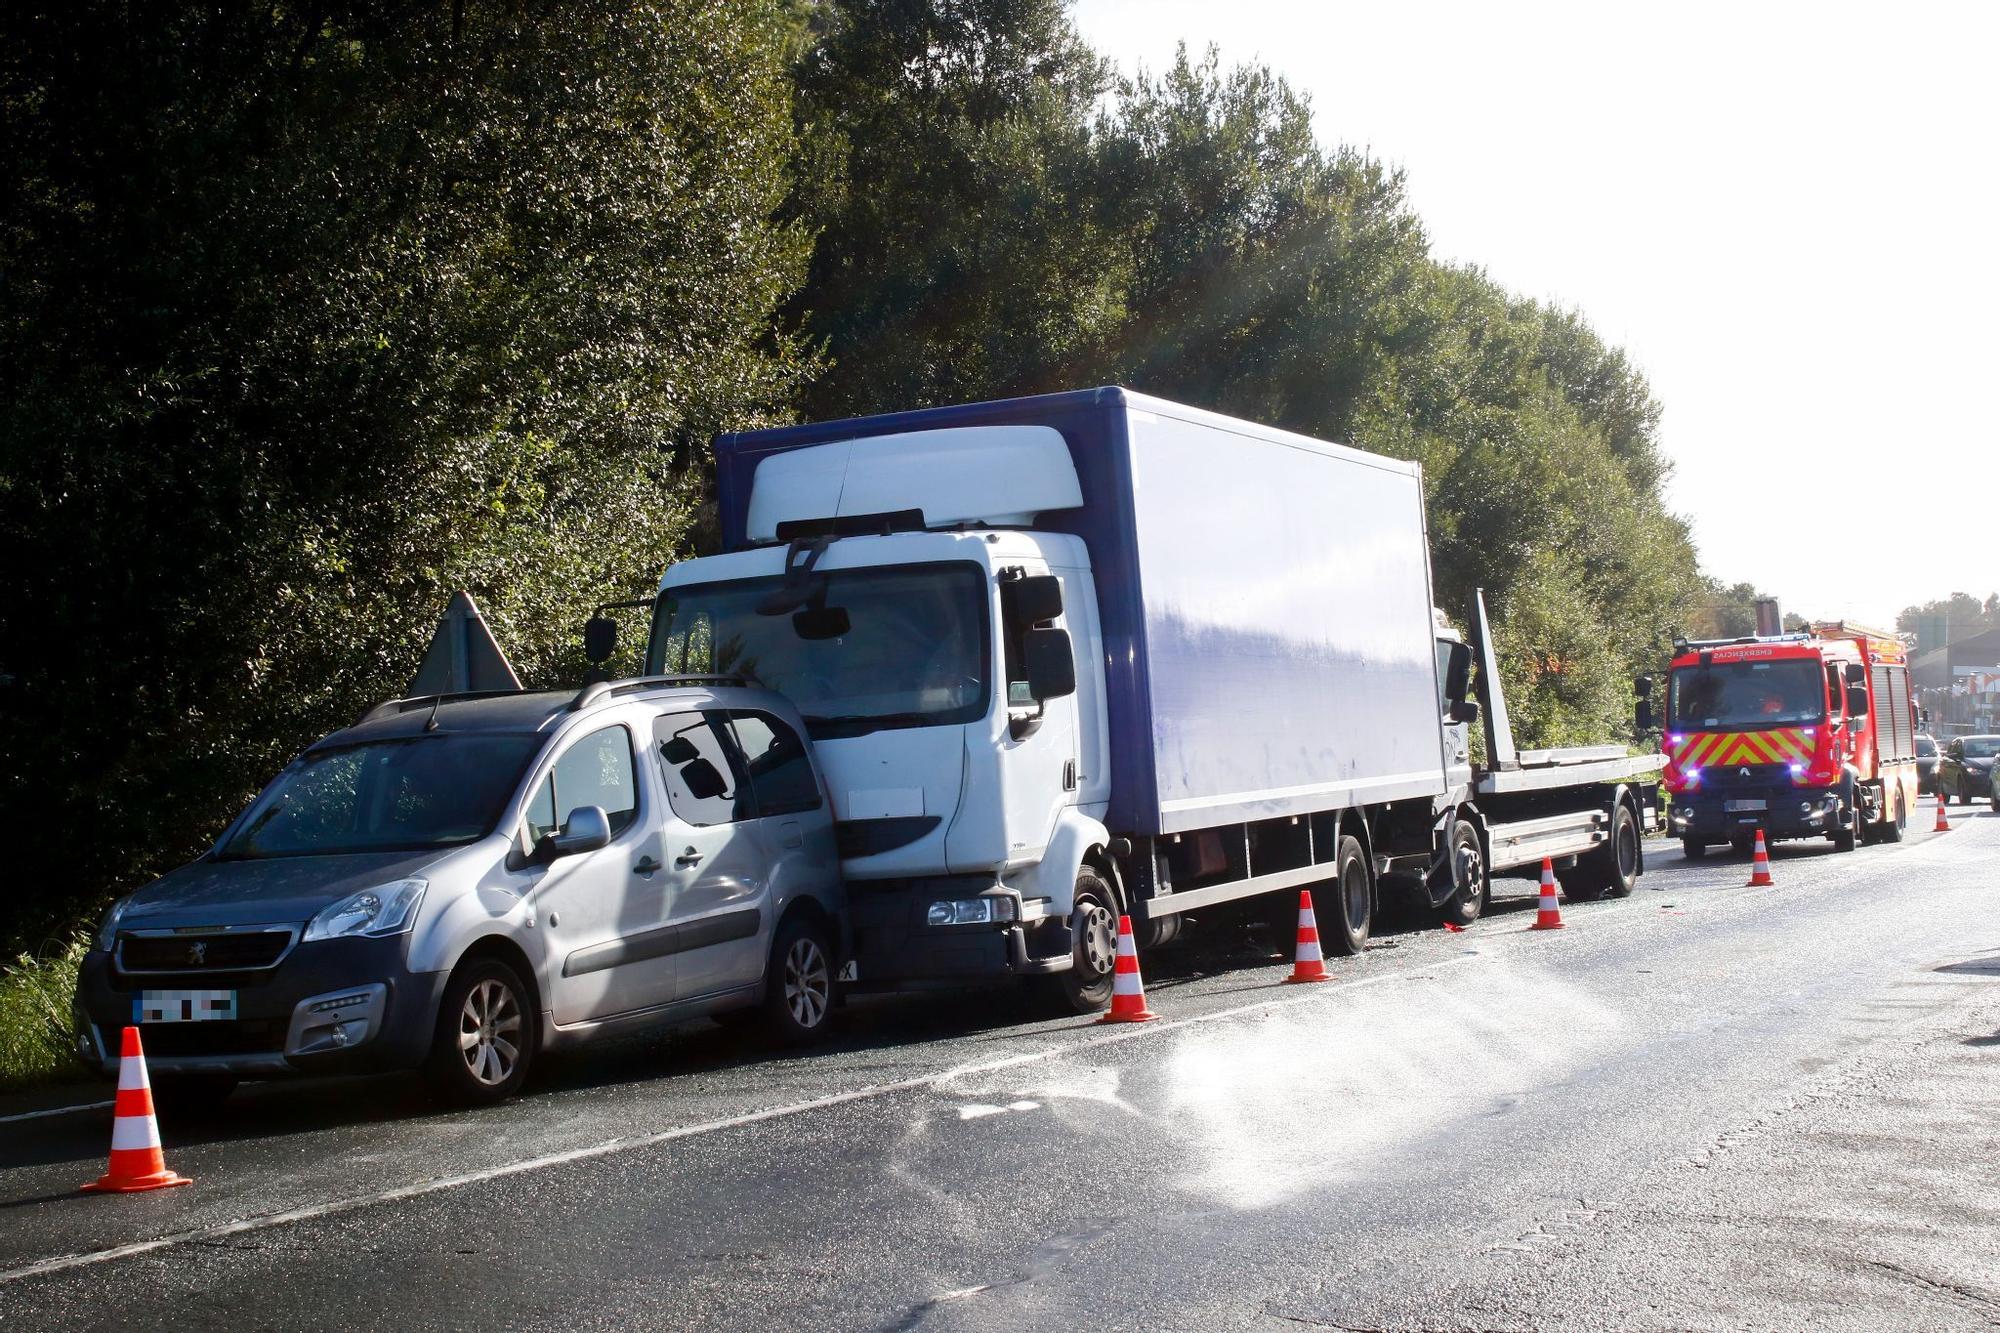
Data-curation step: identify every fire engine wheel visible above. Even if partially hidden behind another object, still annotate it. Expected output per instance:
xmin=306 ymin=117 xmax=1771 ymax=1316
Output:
xmin=1880 ymin=789 xmax=1907 ymax=843
xmin=1681 ymin=838 xmax=1708 ymax=860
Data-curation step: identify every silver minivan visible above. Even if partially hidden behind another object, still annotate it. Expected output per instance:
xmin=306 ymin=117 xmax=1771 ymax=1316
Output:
xmin=75 ymin=678 xmax=845 ymax=1106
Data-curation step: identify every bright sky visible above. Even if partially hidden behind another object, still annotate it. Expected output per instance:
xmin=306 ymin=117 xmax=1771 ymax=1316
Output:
xmin=1070 ymin=0 xmax=1998 ymax=630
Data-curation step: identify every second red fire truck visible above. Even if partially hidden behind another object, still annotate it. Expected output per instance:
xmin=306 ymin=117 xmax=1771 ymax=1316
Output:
xmin=1661 ymin=622 xmax=1919 ymax=856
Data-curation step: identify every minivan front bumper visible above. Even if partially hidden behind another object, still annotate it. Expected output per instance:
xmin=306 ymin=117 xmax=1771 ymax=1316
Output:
xmin=75 ymin=934 xmax=447 ymax=1079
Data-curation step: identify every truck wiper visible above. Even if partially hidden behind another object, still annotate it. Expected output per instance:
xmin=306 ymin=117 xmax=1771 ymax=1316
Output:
xmin=801 ymin=712 xmax=936 ymax=738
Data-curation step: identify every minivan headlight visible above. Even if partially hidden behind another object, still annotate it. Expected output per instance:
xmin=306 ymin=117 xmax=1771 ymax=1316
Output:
xmin=94 ymin=898 xmax=129 ymax=952
xmin=303 ymin=879 xmax=427 ymax=942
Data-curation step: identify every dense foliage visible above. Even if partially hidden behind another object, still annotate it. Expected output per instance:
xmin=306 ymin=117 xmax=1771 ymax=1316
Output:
xmin=1 ymin=0 xmax=1705 ymax=949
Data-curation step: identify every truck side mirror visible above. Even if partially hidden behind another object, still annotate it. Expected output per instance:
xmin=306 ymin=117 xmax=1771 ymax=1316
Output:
xmin=1443 ymin=642 xmax=1472 ymax=703
xmin=678 ymin=758 xmax=729 ymax=801
xmin=1635 ymin=698 xmax=1655 ymax=732
xmin=1449 ymin=699 xmax=1481 ymax=725
xmin=1633 ymin=675 xmax=1654 ymax=697
xmin=584 ymin=616 xmax=618 ymax=664
xmin=1003 ymin=575 xmax=1064 ymax=625
xmin=1847 ymin=686 xmax=1868 ymax=714
xmin=1023 ymin=627 xmax=1076 ymax=701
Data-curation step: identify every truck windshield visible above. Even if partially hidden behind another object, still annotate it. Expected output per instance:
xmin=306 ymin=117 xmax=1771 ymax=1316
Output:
xmin=649 ymin=563 xmax=990 ymax=737
xmin=1670 ymin=659 xmax=1825 ymax=729
xmin=217 ymin=734 xmax=543 ymax=859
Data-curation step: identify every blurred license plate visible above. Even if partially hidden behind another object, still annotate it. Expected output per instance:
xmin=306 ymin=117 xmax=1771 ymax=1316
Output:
xmin=136 ymin=990 xmax=237 ymax=1023
xmin=1724 ymin=799 xmax=1767 ymax=812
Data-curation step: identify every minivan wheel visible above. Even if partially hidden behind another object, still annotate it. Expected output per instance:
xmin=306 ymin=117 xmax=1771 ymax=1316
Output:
xmin=762 ymin=914 xmax=836 ymax=1045
xmin=426 ymin=958 xmax=535 ymax=1107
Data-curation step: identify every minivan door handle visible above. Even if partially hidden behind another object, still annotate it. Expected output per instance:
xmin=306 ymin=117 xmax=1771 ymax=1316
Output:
xmin=675 ymin=847 xmax=704 ymax=867
xmin=633 ymin=856 xmax=662 ymax=876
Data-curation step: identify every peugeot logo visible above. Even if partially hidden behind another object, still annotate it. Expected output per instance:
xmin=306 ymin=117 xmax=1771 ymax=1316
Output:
xmin=187 ymin=941 xmax=207 ymax=966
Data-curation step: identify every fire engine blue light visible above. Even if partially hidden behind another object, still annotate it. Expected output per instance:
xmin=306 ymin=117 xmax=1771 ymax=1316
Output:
xmin=1789 ymin=763 xmax=1805 ymax=777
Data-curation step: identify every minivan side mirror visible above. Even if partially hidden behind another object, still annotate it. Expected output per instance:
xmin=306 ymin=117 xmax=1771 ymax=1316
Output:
xmin=550 ymin=805 xmax=611 ymax=857
xmin=1023 ymin=627 xmax=1076 ymax=701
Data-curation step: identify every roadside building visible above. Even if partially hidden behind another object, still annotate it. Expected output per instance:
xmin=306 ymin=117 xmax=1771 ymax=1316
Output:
xmin=1912 ymin=624 xmax=2000 ymax=735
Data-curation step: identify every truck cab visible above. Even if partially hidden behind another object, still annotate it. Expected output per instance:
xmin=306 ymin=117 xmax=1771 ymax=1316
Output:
xmin=644 ymin=425 xmax=1111 ymax=1001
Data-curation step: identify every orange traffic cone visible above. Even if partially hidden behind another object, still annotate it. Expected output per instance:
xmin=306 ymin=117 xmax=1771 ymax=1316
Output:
xmin=82 ymin=1027 xmax=191 ymax=1194
xmin=1746 ymin=829 xmax=1775 ymax=887
xmin=1097 ymin=915 xmax=1158 ymax=1023
xmin=1529 ymin=858 xmax=1565 ymax=930
xmin=1284 ymin=890 xmax=1334 ymax=982
xmin=1935 ymin=792 xmax=1951 ymax=833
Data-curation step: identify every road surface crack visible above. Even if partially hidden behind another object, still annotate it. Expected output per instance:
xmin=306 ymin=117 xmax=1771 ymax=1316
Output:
xmin=1861 ymin=1258 xmax=2000 ymax=1319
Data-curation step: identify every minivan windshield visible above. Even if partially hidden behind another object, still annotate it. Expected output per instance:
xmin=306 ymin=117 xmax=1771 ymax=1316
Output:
xmin=649 ymin=563 xmax=989 ymax=738
xmin=217 ymin=735 xmax=544 ymax=859
xmin=1670 ymin=659 xmax=1825 ymax=729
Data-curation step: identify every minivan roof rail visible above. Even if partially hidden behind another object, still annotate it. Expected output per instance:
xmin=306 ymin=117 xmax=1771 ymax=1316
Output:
xmin=568 ymin=674 xmax=746 ymax=713
xmin=358 ymin=689 xmax=530 ymax=725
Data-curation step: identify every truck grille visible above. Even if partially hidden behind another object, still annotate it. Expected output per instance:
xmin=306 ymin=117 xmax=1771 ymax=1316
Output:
xmin=119 ymin=928 xmax=294 ymax=973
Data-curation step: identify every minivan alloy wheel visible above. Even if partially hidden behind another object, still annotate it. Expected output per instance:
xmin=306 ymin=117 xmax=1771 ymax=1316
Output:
xmin=783 ymin=936 xmax=830 ymax=1030
xmin=458 ymin=978 xmax=523 ymax=1087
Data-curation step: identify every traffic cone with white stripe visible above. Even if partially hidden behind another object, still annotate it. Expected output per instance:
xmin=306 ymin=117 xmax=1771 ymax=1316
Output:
xmin=1746 ymin=829 xmax=1775 ymax=887
xmin=1529 ymin=858 xmax=1565 ymax=930
xmin=1097 ymin=915 xmax=1158 ymax=1023
xmin=81 ymin=1027 xmax=192 ymax=1194
xmin=1935 ymin=791 xmax=1951 ymax=833
xmin=1285 ymin=890 xmax=1333 ymax=983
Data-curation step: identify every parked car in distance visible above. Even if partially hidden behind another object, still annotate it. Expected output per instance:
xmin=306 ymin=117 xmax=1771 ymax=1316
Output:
xmin=1915 ymin=733 xmax=1939 ymax=793
xmin=75 ymin=679 xmax=845 ymax=1108
xmin=1935 ymin=734 xmax=2000 ymax=806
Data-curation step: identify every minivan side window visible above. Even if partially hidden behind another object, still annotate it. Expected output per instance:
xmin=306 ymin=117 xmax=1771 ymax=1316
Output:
xmin=727 ymin=711 xmax=822 ymax=816
xmin=526 ymin=726 xmax=639 ymax=843
xmin=654 ymin=712 xmax=743 ymax=827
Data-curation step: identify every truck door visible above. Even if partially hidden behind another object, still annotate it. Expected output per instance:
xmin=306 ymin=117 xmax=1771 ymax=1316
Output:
xmin=527 ymin=723 xmax=678 ymax=1025
xmin=651 ymin=709 xmax=771 ymax=1001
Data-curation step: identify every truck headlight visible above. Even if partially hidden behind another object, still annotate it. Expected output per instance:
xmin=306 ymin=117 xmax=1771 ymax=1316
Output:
xmin=303 ymin=879 xmax=427 ymax=942
xmin=926 ymin=897 xmax=1018 ymax=926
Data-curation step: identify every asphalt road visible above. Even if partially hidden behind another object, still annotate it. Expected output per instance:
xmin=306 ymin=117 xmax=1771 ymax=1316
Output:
xmin=3 ymin=802 xmax=1997 ymax=1331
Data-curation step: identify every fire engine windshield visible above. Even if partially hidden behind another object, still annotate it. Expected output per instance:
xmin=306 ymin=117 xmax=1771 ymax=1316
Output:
xmin=1670 ymin=659 xmax=1825 ymax=729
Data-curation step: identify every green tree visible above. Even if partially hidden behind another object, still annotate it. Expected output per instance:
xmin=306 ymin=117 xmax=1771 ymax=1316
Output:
xmin=0 ymin=1 xmax=813 ymax=946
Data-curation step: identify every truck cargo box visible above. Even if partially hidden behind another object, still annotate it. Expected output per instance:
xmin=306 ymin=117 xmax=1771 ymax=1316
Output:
xmin=714 ymin=387 xmax=1449 ymax=836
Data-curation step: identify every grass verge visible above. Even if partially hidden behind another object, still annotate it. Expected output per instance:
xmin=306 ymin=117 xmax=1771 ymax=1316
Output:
xmin=0 ymin=932 xmax=87 ymax=1091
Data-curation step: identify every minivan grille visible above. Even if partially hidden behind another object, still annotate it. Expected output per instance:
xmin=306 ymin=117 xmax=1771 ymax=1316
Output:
xmin=119 ymin=929 xmax=293 ymax=973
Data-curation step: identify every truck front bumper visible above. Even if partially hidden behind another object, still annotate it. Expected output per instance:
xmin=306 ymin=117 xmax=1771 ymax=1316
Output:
xmin=1671 ymin=786 xmax=1848 ymax=844
xmin=845 ymin=878 xmax=1072 ymax=991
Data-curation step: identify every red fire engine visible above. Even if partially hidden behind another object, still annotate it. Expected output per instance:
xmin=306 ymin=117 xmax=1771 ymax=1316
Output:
xmin=1661 ymin=622 xmax=1919 ymax=855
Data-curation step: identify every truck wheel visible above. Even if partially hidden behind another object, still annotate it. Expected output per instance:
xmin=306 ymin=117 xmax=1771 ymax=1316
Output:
xmin=1571 ymin=801 xmax=1640 ymax=900
xmin=761 ymin=913 xmax=837 ymax=1045
xmin=1681 ymin=838 xmax=1707 ymax=860
xmin=425 ymin=957 xmax=537 ymax=1107
xmin=1317 ymin=835 xmax=1372 ymax=956
xmin=1435 ymin=819 xmax=1488 ymax=928
xmin=1042 ymin=869 xmax=1118 ymax=1015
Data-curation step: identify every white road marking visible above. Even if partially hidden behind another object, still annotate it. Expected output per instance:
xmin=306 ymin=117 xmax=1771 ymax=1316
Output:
xmin=0 ymin=950 xmax=1492 ymax=1286
xmin=0 ymin=1100 xmax=111 ymax=1126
